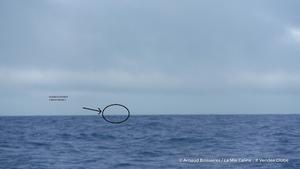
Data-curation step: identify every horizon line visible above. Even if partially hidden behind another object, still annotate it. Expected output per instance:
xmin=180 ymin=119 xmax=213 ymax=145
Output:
xmin=0 ymin=113 xmax=299 ymax=117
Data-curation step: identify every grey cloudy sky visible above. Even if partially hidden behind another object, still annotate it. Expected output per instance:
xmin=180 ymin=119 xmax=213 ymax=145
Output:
xmin=1 ymin=0 xmax=300 ymax=115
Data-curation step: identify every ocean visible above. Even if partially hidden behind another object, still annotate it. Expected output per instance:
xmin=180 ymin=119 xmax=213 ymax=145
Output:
xmin=0 ymin=115 xmax=299 ymax=169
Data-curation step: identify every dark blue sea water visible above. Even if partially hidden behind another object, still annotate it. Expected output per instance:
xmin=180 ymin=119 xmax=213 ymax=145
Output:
xmin=0 ymin=115 xmax=299 ymax=169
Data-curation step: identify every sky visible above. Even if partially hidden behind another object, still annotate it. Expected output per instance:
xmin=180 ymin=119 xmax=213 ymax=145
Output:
xmin=1 ymin=0 xmax=300 ymax=115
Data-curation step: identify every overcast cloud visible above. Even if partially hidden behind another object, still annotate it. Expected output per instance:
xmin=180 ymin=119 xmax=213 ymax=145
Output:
xmin=1 ymin=0 xmax=300 ymax=115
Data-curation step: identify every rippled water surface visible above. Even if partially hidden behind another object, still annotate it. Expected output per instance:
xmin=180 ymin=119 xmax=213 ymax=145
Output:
xmin=0 ymin=115 xmax=299 ymax=169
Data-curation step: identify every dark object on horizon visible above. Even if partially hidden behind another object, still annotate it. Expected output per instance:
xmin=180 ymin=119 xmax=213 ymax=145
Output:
xmin=83 ymin=104 xmax=130 ymax=124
